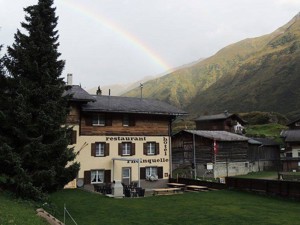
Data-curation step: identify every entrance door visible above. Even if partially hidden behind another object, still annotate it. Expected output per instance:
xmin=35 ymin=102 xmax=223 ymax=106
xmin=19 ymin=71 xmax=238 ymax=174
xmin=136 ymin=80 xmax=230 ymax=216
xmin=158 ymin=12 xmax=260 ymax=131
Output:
xmin=122 ymin=167 xmax=131 ymax=186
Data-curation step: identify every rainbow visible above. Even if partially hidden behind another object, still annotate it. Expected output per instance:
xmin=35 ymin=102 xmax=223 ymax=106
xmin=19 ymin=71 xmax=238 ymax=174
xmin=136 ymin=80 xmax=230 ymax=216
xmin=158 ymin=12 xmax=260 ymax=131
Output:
xmin=59 ymin=0 xmax=172 ymax=71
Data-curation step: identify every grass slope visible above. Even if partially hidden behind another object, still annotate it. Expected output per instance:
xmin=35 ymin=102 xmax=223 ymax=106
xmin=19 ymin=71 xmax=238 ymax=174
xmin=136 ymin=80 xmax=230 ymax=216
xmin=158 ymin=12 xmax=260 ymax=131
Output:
xmin=0 ymin=193 xmax=48 ymax=225
xmin=50 ymin=189 xmax=300 ymax=225
xmin=245 ymin=123 xmax=287 ymax=143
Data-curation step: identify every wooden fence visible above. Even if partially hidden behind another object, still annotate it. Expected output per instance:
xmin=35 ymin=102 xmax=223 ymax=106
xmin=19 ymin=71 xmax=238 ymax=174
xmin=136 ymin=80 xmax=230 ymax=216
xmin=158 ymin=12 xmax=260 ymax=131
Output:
xmin=170 ymin=177 xmax=300 ymax=199
xmin=226 ymin=177 xmax=300 ymax=199
xmin=169 ymin=177 xmax=226 ymax=190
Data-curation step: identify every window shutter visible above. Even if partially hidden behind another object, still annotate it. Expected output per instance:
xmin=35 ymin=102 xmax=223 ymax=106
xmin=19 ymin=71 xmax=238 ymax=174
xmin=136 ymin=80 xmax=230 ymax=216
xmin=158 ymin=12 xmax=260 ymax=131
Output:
xmin=155 ymin=143 xmax=160 ymax=155
xmin=91 ymin=143 xmax=96 ymax=156
xmin=104 ymin=170 xmax=111 ymax=183
xmin=84 ymin=171 xmax=91 ymax=184
xmin=131 ymin=143 xmax=136 ymax=156
xmin=140 ymin=167 xmax=146 ymax=179
xmin=118 ymin=143 xmax=122 ymax=156
xmin=105 ymin=143 xmax=110 ymax=156
xmin=143 ymin=143 xmax=147 ymax=155
xmin=105 ymin=114 xmax=112 ymax=126
xmin=157 ymin=167 xmax=163 ymax=179
xmin=85 ymin=115 xmax=92 ymax=126
xmin=129 ymin=116 xmax=135 ymax=126
xmin=71 ymin=130 xmax=77 ymax=144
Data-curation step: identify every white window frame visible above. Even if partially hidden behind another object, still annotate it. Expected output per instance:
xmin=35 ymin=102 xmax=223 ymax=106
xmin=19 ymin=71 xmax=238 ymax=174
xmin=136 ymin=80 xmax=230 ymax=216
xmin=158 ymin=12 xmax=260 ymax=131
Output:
xmin=146 ymin=167 xmax=158 ymax=177
xmin=96 ymin=143 xmax=105 ymax=157
xmin=123 ymin=114 xmax=129 ymax=127
xmin=122 ymin=142 xmax=131 ymax=156
xmin=147 ymin=142 xmax=156 ymax=155
xmin=91 ymin=170 xmax=104 ymax=184
xmin=92 ymin=114 xmax=105 ymax=126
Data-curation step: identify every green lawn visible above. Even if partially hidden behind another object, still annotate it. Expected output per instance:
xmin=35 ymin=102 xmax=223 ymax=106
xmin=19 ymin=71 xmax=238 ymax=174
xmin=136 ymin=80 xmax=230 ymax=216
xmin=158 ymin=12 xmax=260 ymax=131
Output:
xmin=49 ymin=189 xmax=300 ymax=225
xmin=0 ymin=193 xmax=48 ymax=225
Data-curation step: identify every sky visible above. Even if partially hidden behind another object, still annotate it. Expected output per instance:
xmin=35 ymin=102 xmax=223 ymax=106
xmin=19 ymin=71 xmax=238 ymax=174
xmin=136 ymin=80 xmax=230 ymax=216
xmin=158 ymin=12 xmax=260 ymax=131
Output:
xmin=0 ymin=0 xmax=300 ymax=89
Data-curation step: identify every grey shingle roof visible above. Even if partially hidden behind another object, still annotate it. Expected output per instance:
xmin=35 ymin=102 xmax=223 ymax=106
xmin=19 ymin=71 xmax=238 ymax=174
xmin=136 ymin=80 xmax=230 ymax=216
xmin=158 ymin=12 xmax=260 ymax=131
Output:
xmin=64 ymin=85 xmax=95 ymax=102
xmin=248 ymin=139 xmax=262 ymax=145
xmin=251 ymin=138 xmax=279 ymax=146
xmin=195 ymin=112 xmax=247 ymax=124
xmin=287 ymin=118 xmax=300 ymax=126
xmin=281 ymin=130 xmax=300 ymax=142
xmin=82 ymin=95 xmax=187 ymax=116
xmin=184 ymin=130 xmax=249 ymax=141
xmin=195 ymin=113 xmax=234 ymax=121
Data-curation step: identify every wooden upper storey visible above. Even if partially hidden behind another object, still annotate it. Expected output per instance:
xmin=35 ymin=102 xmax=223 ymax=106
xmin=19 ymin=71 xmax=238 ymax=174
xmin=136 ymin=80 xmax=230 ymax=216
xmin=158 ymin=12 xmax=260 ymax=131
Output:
xmin=80 ymin=112 xmax=171 ymax=136
xmin=65 ymin=85 xmax=187 ymax=136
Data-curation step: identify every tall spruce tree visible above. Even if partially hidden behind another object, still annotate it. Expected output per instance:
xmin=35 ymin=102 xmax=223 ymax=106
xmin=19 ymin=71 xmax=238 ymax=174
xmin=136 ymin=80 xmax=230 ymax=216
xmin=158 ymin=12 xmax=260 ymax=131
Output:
xmin=4 ymin=0 xmax=79 ymax=199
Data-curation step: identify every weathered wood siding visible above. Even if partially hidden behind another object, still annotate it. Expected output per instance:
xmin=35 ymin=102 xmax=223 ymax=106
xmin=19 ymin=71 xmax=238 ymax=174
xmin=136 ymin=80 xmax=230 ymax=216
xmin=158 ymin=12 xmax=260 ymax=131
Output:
xmin=66 ymin=103 xmax=81 ymax=125
xmin=80 ymin=112 xmax=170 ymax=136
xmin=216 ymin=141 xmax=248 ymax=162
xmin=283 ymin=161 xmax=299 ymax=172
xmin=248 ymin=144 xmax=280 ymax=162
xmin=195 ymin=118 xmax=236 ymax=132
xmin=172 ymin=132 xmax=248 ymax=165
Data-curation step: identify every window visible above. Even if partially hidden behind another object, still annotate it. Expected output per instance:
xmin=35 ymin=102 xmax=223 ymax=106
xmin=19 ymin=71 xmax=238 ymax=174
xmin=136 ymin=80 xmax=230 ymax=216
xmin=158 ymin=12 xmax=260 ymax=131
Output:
xmin=122 ymin=142 xmax=131 ymax=156
xmin=92 ymin=114 xmax=105 ymax=126
xmin=140 ymin=167 xmax=163 ymax=180
xmin=122 ymin=114 xmax=135 ymax=126
xmin=123 ymin=115 xmax=129 ymax=126
xmin=91 ymin=170 xmax=104 ymax=184
xmin=147 ymin=142 xmax=156 ymax=155
xmin=96 ymin=143 xmax=105 ymax=156
xmin=146 ymin=167 xmax=158 ymax=178
xmin=286 ymin=152 xmax=292 ymax=158
xmin=119 ymin=142 xmax=135 ymax=156
xmin=91 ymin=142 xmax=109 ymax=157
xmin=295 ymin=122 xmax=300 ymax=127
xmin=144 ymin=142 xmax=159 ymax=155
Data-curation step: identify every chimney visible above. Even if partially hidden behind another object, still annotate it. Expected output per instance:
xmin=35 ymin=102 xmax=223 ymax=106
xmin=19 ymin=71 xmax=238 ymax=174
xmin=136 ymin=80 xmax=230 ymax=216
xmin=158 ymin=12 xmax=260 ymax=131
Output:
xmin=67 ymin=74 xmax=73 ymax=86
xmin=96 ymin=86 xmax=102 ymax=96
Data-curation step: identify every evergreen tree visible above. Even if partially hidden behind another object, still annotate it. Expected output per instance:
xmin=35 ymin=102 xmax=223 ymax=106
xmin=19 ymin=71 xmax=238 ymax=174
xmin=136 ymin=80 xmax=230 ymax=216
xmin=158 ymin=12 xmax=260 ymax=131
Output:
xmin=4 ymin=0 xmax=79 ymax=200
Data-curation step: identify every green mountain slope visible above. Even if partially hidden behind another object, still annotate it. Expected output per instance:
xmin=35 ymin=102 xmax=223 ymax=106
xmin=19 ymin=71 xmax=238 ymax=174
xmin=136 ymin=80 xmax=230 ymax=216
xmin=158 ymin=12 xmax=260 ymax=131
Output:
xmin=124 ymin=13 xmax=300 ymax=118
xmin=188 ymin=13 xmax=300 ymax=118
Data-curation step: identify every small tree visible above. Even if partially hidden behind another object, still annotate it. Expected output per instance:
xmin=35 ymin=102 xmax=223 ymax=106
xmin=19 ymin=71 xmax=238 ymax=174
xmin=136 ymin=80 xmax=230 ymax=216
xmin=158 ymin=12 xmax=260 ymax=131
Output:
xmin=4 ymin=0 xmax=79 ymax=200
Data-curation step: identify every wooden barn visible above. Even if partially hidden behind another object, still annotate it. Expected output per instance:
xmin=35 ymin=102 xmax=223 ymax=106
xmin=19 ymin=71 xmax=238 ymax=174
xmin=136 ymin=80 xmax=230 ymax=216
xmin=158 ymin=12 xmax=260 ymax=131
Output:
xmin=172 ymin=130 xmax=250 ymax=178
xmin=280 ymin=117 xmax=300 ymax=172
xmin=247 ymin=138 xmax=280 ymax=172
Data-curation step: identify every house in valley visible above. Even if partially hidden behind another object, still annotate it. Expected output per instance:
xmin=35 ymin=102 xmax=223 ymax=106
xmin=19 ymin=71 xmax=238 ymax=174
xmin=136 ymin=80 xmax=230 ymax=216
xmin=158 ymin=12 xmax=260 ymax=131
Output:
xmin=172 ymin=112 xmax=280 ymax=179
xmin=65 ymin=83 xmax=187 ymax=190
xmin=280 ymin=118 xmax=300 ymax=171
xmin=195 ymin=111 xmax=247 ymax=134
xmin=172 ymin=130 xmax=250 ymax=178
